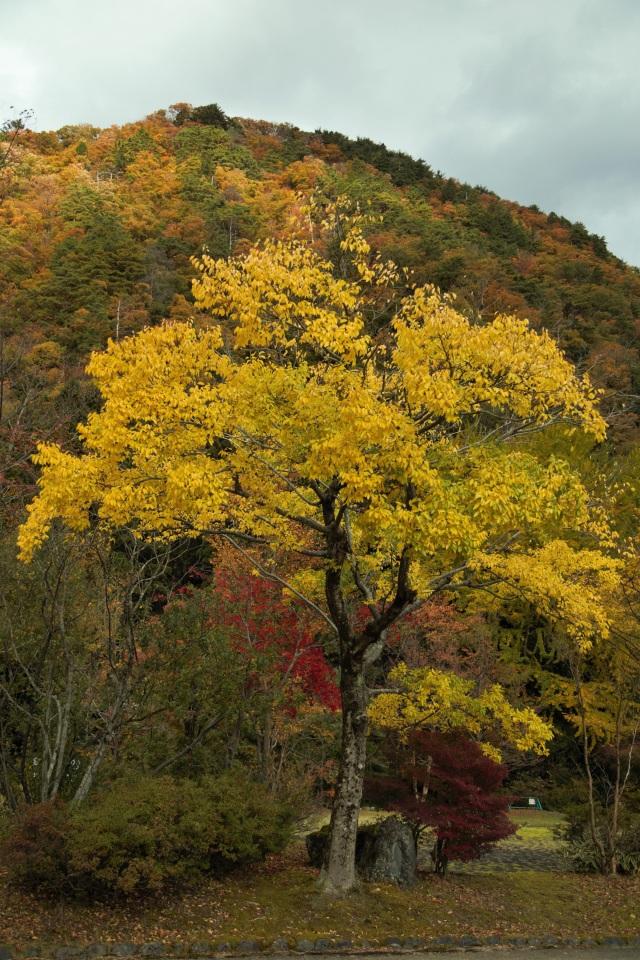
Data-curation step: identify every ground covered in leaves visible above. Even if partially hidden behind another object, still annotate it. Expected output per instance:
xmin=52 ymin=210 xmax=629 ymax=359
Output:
xmin=1 ymin=813 xmax=639 ymax=951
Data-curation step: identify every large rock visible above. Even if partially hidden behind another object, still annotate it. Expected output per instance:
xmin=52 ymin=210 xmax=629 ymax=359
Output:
xmin=305 ymin=816 xmax=416 ymax=888
xmin=358 ymin=816 xmax=416 ymax=888
xmin=305 ymin=825 xmax=329 ymax=868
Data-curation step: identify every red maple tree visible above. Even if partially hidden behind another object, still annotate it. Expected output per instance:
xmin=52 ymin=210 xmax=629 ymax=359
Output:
xmin=211 ymin=566 xmax=340 ymax=713
xmin=366 ymin=729 xmax=515 ymax=869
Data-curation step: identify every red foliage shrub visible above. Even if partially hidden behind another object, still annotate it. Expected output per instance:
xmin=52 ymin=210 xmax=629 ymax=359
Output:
xmin=3 ymin=800 xmax=73 ymax=893
xmin=209 ymin=562 xmax=340 ymax=713
xmin=365 ymin=730 xmax=515 ymax=864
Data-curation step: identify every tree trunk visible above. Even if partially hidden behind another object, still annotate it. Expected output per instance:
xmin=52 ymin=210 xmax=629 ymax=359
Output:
xmin=319 ymin=651 xmax=368 ymax=894
xmin=258 ymin=708 xmax=273 ymax=786
xmin=578 ymin=688 xmax=608 ymax=873
xmin=315 ymin=502 xmax=413 ymax=894
xmin=71 ymin=659 xmax=133 ymax=808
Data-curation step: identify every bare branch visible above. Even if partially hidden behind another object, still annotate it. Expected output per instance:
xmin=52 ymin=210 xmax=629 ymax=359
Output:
xmin=152 ymin=712 xmax=225 ymax=775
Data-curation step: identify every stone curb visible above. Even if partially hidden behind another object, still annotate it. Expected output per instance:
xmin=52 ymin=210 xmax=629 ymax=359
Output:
xmin=2 ymin=935 xmax=640 ymax=959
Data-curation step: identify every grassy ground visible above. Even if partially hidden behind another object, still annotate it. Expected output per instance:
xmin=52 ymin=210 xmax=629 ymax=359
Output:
xmin=1 ymin=813 xmax=639 ymax=951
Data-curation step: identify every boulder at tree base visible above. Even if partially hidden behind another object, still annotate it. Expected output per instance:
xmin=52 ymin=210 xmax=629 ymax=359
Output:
xmin=306 ymin=816 xmax=416 ymax=888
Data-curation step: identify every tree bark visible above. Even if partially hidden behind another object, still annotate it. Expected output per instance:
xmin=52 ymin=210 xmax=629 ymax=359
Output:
xmin=318 ymin=649 xmax=368 ymax=894
xmin=71 ymin=656 xmax=133 ymax=808
xmin=313 ymin=493 xmax=415 ymax=894
xmin=577 ymin=681 xmax=608 ymax=873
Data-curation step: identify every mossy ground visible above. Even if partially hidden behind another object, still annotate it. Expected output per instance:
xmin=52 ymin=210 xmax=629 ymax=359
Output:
xmin=1 ymin=812 xmax=639 ymax=951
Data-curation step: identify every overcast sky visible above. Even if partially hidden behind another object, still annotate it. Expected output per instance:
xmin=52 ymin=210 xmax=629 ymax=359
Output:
xmin=2 ymin=0 xmax=639 ymax=265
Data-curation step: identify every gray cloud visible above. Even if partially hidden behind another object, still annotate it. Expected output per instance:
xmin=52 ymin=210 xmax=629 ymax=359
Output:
xmin=1 ymin=0 xmax=638 ymax=263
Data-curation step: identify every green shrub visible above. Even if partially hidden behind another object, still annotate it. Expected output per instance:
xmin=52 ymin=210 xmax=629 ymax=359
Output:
xmin=617 ymin=828 xmax=640 ymax=875
xmin=507 ymin=774 xmax=590 ymax=815
xmin=3 ymin=774 xmax=294 ymax=896
xmin=69 ymin=773 xmax=293 ymax=893
xmin=557 ymin=810 xmax=640 ymax=875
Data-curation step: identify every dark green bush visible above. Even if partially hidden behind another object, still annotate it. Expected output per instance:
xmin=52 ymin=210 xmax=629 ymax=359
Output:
xmin=70 ymin=773 xmax=294 ymax=893
xmin=557 ymin=809 xmax=640 ymax=875
xmin=4 ymin=774 xmax=294 ymax=896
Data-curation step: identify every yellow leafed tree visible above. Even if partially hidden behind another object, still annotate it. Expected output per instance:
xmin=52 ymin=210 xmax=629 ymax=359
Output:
xmin=19 ymin=207 xmax=616 ymax=892
xmin=540 ymin=571 xmax=640 ymax=876
xmin=368 ymin=662 xmax=554 ymax=762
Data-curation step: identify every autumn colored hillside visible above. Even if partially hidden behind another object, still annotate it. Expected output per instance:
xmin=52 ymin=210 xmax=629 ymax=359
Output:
xmin=1 ymin=100 xmax=639 ymax=519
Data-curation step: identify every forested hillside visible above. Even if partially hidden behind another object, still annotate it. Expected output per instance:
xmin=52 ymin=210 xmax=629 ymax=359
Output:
xmin=2 ymin=103 xmax=640 ymax=899
xmin=2 ymin=101 xmax=640 ymax=525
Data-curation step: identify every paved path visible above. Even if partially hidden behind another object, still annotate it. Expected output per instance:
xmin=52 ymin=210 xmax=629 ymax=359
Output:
xmin=447 ymin=824 xmax=567 ymax=874
xmin=269 ymin=952 xmax=640 ymax=960
xmin=417 ymin=815 xmax=569 ymax=874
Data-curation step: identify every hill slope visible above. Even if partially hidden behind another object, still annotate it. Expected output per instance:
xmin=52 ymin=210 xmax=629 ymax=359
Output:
xmin=1 ymin=102 xmax=639 ymax=521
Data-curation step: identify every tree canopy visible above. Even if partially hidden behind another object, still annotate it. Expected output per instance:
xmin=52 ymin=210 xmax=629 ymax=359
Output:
xmin=17 ymin=209 xmax=619 ymax=892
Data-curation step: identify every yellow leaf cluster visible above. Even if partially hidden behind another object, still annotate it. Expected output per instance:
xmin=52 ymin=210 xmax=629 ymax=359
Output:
xmin=192 ymin=240 xmax=370 ymax=363
xmin=369 ymin=663 xmax=553 ymax=761
xmin=471 ymin=541 xmax=621 ymax=649
xmin=394 ymin=289 xmax=604 ymax=435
